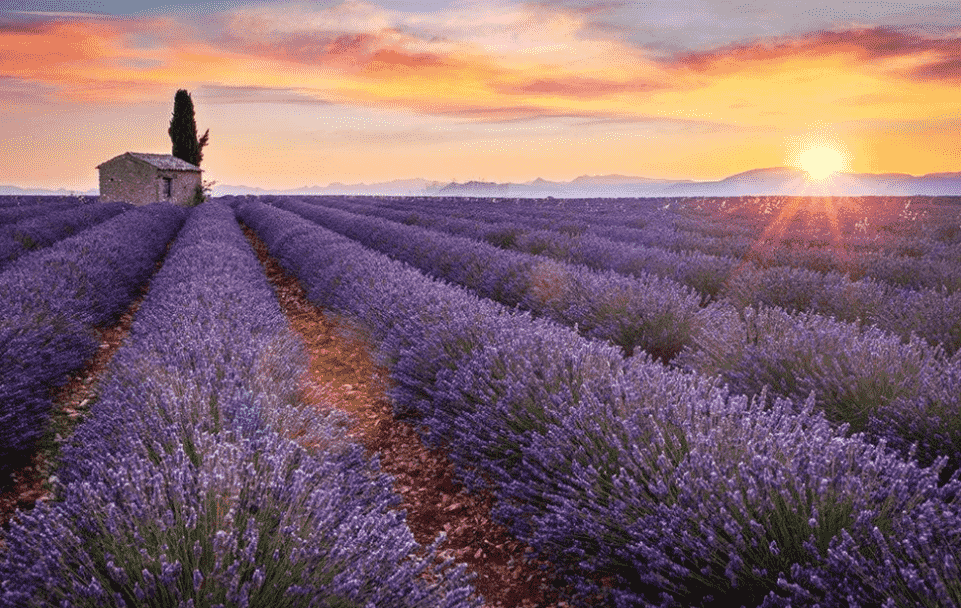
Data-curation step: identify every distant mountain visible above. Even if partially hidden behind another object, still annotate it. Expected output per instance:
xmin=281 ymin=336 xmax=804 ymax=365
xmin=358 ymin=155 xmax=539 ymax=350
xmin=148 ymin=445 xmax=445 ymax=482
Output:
xmin=663 ymin=167 xmax=809 ymax=196
xmin=11 ymin=168 xmax=961 ymax=200
xmin=662 ymin=167 xmax=961 ymax=197
xmin=212 ymin=178 xmax=446 ymax=197
xmin=437 ymin=181 xmax=514 ymax=196
xmin=436 ymin=175 xmax=697 ymax=198
xmin=406 ymin=169 xmax=961 ymax=198
xmin=0 ymin=185 xmax=98 ymax=196
xmin=835 ymin=171 xmax=961 ymax=196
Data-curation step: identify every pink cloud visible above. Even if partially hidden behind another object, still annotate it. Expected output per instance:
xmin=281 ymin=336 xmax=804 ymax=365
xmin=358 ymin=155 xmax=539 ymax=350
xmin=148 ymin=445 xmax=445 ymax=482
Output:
xmin=366 ymin=48 xmax=449 ymax=71
xmin=220 ymin=30 xmax=383 ymax=68
xmin=910 ymin=57 xmax=961 ymax=81
xmin=667 ymin=27 xmax=961 ymax=83
xmin=494 ymin=74 xmax=667 ymax=98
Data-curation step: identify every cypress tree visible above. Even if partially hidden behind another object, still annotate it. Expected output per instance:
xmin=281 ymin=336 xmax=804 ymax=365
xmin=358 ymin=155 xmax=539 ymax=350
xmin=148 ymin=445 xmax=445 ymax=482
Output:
xmin=168 ymin=89 xmax=209 ymax=167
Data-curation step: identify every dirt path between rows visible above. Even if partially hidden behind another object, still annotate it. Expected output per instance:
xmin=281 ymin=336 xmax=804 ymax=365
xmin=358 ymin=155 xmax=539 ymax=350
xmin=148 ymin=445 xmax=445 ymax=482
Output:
xmin=0 ymin=277 xmax=151 ymax=529
xmin=241 ymin=224 xmax=576 ymax=608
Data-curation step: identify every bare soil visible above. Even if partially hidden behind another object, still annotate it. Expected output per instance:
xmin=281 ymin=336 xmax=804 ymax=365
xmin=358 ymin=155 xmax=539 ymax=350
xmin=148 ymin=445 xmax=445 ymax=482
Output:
xmin=0 ymin=290 xmax=146 ymax=529
xmin=241 ymin=224 xmax=577 ymax=608
xmin=2 ymin=222 xmax=581 ymax=608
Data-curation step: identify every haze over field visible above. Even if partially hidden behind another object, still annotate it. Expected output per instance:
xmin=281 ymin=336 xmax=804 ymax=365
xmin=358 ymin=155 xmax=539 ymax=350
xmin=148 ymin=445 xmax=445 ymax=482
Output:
xmin=3 ymin=0 xmax=961 ymax=192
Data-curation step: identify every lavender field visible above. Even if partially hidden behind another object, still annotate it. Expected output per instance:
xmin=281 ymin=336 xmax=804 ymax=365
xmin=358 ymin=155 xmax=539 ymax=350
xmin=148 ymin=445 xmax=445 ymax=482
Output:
xmin=2 ymin=194 xmax=960 ymax=607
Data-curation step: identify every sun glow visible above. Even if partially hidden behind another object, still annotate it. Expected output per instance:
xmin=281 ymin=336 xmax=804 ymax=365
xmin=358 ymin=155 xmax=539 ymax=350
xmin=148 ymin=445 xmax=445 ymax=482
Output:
xmin=799 ymin=145 xmax=846 ymax=180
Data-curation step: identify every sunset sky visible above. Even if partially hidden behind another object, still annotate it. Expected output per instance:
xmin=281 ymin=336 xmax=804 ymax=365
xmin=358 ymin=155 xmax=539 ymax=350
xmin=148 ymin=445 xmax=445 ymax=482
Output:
xmin=3 ymin=0 xmax=961 ymax=190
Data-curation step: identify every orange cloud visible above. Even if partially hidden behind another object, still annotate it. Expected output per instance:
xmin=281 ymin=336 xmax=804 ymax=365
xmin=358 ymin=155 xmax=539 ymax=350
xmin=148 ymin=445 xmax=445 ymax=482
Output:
xmin=422 ymin=102 xmax=584 ymax=122
xmin=494 ymin=74 xmax=668 ymax=98
xmin=668 ymin=27 xmax=961 ymax=83
xmin=0 ymin=15 xmax=197 ymax=102
xmin=218 ymin=30 xmax=382 ymax=69
xmin=910 ymin=56 xmax=961 ymax=81
xmin=0 ymin=19 xmax=114 ymax=71
xmin=3 ymin=5 xmax=958 ymax=152
xmin=365 ymin=48 xmax=450 ymax=72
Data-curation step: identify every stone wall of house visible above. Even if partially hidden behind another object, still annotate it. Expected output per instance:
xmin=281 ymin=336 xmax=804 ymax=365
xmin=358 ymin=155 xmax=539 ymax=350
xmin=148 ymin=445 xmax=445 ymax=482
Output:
xmin=165 ymin=170 xmax=202 ymax=206
xmin=99 ymin=156 xmax=201 ymax=206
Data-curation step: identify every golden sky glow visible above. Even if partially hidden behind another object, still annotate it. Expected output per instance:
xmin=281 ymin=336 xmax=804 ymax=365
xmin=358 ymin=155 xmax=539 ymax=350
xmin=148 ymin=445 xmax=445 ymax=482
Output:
xmin=3 ymin=1 xmax=961 ymax=190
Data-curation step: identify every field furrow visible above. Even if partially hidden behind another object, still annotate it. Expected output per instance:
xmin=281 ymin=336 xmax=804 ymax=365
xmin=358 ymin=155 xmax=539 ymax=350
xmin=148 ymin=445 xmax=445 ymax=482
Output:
xmin=0 ymin=203 xmax=188 ymax=480
xmin=286 ymin=196 xmax=961 ymax=353
xmin=241 ymin=222 xmax=579 ymax=608
xmin=1 ymin=202 xmax=478 ymax=607
xmin=236 ymin=198 xmax=961 ymax=607
xmin=3 ymin=194 xmax=959 ymax=608
xmin=0 ymin=283 xmax=146 ymax=528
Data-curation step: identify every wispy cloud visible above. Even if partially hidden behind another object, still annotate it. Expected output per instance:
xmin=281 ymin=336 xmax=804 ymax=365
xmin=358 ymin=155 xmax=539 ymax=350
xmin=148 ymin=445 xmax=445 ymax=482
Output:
xmin=197 ymin=84 xmax=334 ymax=105
xmin=493 ymin=75 xmax=668 ymax=99
xmin=4 ymin=2 xmax=958 ymax=117
xmin=909 ymin=56 xmax=961 ymax=81
xmin=666 ymin=26 xmax=961 ymax=83
xmin=4 ymin=0 xmax=961 ymax=187
xmin=4 ymin=10 xmax=117 ymax=19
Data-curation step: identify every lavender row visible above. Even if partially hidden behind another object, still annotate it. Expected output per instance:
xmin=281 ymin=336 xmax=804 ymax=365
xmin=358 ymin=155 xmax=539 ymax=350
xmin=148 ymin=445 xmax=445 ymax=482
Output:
xmin=271 ymin=196 xmax=708 ymax=362
xmin=237 ymin=200 xmax=961 ymax=607
xmin=677 ymin=304 xmax=961 ymax=476
xmin=318 ymin=193 xmax=961 ymax=293
xmin=297 ymin=197 xmax=961 ymax=354
xmin=281 ymin=196 xmax=738 ymax=296
xmin=589 ymin=216 xmax=961 ymax=276
xmin=0 ymin=195 xmax=95 ymax=208
xmin=269 ymin=198 xmax=961 ymax=472
xmin=594 ymin=219 xmax=961 ymax=293
xmin=287 ymin=194 xmax=959 ymax=283
xmin=471 ymin=194 xmax=959 ymax=268
xmin=0 ymin=201 xmax=132 ymax=271
xmin=561 ymin=196 xmax=961 ymax=291
xmin=656 ymin=196 xmax=961 ymax=256
xmin=0 ymin=201 xmax=478 ymax=608
xmin=0 ymin=199 xmax=83 ymax=225
xmin=0 ymin=203 xmax=187 ymax=480
xmin=223 ymin=193 xmax=960 ymax=276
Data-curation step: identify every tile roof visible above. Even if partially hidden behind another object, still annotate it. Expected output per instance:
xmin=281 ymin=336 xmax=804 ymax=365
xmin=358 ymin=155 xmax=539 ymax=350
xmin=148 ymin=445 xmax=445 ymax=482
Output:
xmin=128 ymin=152 xmax=201 ymax=171
xmin=98 ymin=152 xmax=201 ymax=171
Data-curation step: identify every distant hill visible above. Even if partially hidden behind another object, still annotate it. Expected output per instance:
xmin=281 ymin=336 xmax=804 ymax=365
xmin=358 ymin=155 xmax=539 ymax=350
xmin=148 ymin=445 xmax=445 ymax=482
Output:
xmin=9 ymin=168 xmax=961 ymax=199
xmin=431 ymin=169 xmax=961 ymax=198
xmin=437 ymin=181 xmax=514 ymax=196
xmin=662 ymin=167 xmax=961 ymax=197
xmin=436 ymin=175 xmax=695 ymax=198
xmin=0 ymin=185 xmax=98 ymax=196
xmin=212 ymin=179 xmax=446 ymax=197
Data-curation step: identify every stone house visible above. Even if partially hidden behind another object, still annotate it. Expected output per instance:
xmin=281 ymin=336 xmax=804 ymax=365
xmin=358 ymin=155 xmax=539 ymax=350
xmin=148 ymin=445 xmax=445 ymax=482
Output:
xmin=97 ymin=152 xmax=202 ymax=206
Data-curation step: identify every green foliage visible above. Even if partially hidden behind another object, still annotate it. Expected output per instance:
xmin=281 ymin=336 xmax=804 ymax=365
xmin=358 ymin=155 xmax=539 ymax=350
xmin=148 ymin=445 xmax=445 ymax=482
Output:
xmin=14 ymin=231 xmax=37 ymax=250
xmin=168 ymin=89 xmax=209 ymax=167
xmin=191 ymin=180 xmax=217 ymax=207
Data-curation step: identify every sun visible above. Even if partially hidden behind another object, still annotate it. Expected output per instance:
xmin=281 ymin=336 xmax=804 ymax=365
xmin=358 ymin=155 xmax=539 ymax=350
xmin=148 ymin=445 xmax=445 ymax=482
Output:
xmin=799 ymin=145 xmax=846 ymax=180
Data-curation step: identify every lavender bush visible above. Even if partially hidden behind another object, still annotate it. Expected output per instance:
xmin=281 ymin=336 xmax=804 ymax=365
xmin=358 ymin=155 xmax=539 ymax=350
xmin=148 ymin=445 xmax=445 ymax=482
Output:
xmin=3 ymin=429 xmax=475 ymax=608
xmin=296 ymin=196 xmax=961 ymax=350
xmin=236 ymin=200 xmax=961 ymax=607
xmin=1 ymin=201 xmax=479 ymax=607
xmin=0 ymin=202 xmax=186 ymax=479
xmin=506 ymin=385 xmax=961 ymax=606
xmin=0 ymin=201 xmax=131 ymax=271
xmin=272 ymin=198 xmax=706 ymax=361
xmin=677 ymin=303 xmax=961 ymax=472
xmin=868 ymin=351 xmax=961 ymax=480
xmin=0 ymin=200 xmax=80 ymax=225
